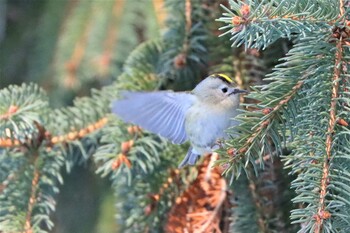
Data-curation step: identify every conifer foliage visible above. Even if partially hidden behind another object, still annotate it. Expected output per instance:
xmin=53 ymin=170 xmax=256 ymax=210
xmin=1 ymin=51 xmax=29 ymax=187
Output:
xmin=1 ymin=0 xmax=350 ymax=232
xmin=218 ymin=1 xmax=350 ymax=232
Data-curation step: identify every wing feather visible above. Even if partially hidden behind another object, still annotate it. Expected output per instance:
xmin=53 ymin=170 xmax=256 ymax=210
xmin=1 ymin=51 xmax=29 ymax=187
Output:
xmin=111 ymin=91 xmax=195 ymax=144
xmin=170 ymin=104 xmax=185 ymax=142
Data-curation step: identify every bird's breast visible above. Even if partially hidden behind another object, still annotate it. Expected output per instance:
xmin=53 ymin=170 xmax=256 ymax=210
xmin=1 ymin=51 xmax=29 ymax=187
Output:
xmin=185 ymin=103 xmax=238 ymax=152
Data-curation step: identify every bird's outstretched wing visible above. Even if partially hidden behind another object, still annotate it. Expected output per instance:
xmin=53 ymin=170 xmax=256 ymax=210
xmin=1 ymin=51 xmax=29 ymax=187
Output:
xmin=111 ymin=91 xmax=196 ymax=144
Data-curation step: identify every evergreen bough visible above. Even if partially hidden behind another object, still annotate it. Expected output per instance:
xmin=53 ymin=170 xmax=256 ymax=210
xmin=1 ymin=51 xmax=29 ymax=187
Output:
xmin=0 ymin=0 xmax=350 ymax=232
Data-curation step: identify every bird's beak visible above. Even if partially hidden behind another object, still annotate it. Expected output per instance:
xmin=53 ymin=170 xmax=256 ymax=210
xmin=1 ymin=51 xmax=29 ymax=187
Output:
xmin=230 ymin=89 xmax=249 ymax=95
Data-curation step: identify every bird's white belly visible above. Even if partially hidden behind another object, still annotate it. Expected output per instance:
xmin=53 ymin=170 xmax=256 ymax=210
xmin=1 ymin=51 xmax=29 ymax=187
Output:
xmin=185 ymin=104 xmax=238 ymax=154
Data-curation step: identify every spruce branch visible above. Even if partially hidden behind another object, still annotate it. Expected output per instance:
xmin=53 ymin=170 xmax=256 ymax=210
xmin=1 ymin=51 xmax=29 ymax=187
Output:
xmin=1 ymin=1 xmax=214 ymax=231
xmin=24 ymin=152 xmax=40 ymax=233
xmin=110 ymin=143 xmax=187 ymax=232
xmin=0 ymin=82 xmax=111 ymax=231
xmin=217 ymin=1 xmax=350 ymax=231
xmin=221 ymin=78 xmax=304 ymax=178
xmin=0 ymin=84 xmax=49 ymax=148
xmin=1 ymin=114 xmax=108 ymax=149
xmin=315 ymin=3 xmax=346 ymax=231
xmin=240 ymin=79 xmax=302 ymax=148
xmin=48 ymin=117 xmax=108 ymax=145
xmin=217 ymin=1 xmax=337 ymax=49
xmin=219 ymin=42 xmax=295 ymax=232
xmin=0 ymin=147 xmax=64 ymax=232
xmin=5 ymin=1 xmax=350 ymax=232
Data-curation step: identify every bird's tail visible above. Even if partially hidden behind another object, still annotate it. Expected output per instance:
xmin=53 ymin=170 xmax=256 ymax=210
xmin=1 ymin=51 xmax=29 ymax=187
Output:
xmin=178 ymin=147 xmax=200 ymax=168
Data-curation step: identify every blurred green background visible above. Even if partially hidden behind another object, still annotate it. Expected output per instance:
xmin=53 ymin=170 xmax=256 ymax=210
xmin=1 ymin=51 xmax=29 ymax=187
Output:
xmin=0 ymin=0 xmax=163 ymax=232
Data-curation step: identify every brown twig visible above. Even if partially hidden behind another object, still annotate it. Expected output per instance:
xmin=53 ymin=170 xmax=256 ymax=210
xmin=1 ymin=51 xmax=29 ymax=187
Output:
xmin=49 ymin=117 xmax=108 ymax=145
xmin=0 ymin=118 xmax=108 ymax=148
xmin=24 ymin=153 xmax=40 ymax=233
xmin=184 ymin=0 xmax=192 ymax=41
xmin=314 ymin=23 xmax=344 ymax=233
xmin=339 ymin=0 xmax=345 ymax=17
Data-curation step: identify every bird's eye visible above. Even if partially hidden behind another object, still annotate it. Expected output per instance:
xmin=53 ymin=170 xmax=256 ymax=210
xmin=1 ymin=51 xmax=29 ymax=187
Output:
xmin=221 ymin=87 xmax=228 ymax=93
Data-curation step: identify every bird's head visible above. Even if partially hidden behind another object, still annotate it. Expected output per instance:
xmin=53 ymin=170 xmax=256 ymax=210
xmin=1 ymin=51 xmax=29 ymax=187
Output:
xmin=192 ymin=73 xmax=248 ymax=107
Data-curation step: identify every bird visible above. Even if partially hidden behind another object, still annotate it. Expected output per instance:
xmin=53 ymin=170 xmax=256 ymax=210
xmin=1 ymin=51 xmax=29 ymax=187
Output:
xmin=111 ymin=73 xmax=248 ymax=167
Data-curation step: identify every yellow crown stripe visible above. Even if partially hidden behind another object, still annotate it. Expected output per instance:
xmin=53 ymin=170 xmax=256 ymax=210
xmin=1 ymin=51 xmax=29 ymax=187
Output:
xmin=217 ymin=73 xmax=233 ymax=83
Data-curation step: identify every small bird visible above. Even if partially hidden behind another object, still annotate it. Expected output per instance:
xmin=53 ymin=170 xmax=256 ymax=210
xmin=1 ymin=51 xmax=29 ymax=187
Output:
xmin=111 ymin=74 xmax=248 ymax=167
